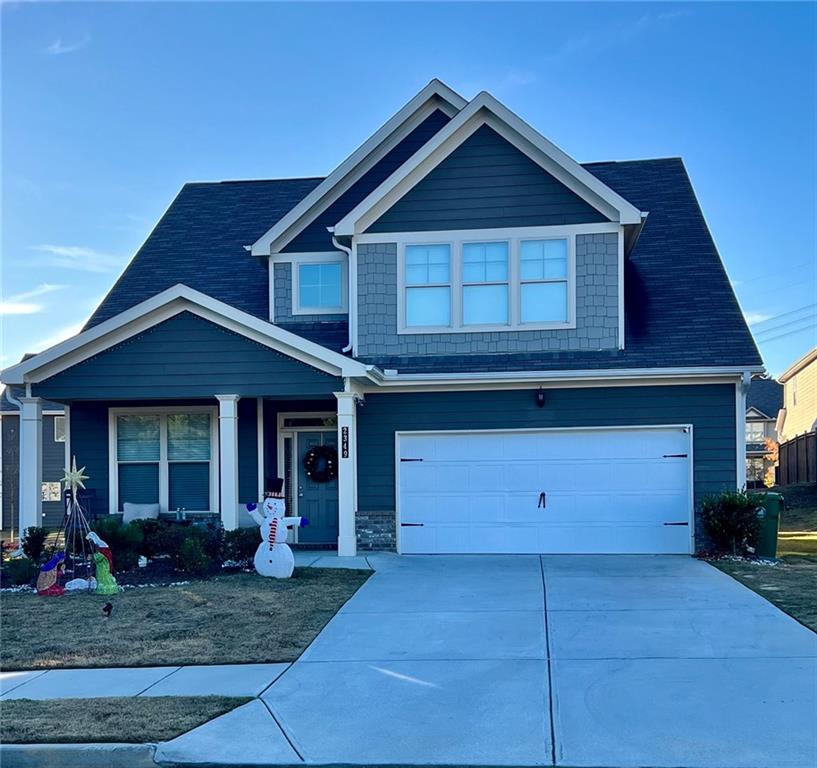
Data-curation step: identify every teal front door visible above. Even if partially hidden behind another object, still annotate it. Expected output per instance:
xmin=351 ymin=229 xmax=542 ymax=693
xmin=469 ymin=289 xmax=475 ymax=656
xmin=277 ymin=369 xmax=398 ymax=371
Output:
xmin=296 ymin=431 xmax=339 ymax=544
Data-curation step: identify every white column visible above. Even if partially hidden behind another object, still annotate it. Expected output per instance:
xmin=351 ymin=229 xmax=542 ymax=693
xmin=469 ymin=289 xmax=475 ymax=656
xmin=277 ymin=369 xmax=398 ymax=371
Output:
xmin=216 ymin=395 xmax=240 ymax=530
xmin=334 ymin=390 xmax=358 ymax=556
xmin=19 ymin=397 xmax=43 ymax=533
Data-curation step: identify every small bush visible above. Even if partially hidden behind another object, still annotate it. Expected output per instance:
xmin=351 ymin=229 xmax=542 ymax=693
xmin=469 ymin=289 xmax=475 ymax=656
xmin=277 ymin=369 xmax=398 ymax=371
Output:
xmin=22 ymin=527 xmax=48 ymax=563
xmin=177 ymin=537 xmax=210 ymax=575
xmin=223 ymin=528 xmax=258 ymax=566
xmin=3 ymin=557 xmax=39 ymax=586
xmin=701 ymin=490 xmax=764 ymax=555
xmin=131 ymin=519 xmax=170 ymax=559
xmin=93 ymin=518 xmax=144 ymax=571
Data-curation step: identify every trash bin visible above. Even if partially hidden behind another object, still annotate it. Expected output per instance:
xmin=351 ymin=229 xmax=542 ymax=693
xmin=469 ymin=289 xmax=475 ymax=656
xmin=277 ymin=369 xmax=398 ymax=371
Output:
xmin=755 ymin=492 xmax=784 ymax=559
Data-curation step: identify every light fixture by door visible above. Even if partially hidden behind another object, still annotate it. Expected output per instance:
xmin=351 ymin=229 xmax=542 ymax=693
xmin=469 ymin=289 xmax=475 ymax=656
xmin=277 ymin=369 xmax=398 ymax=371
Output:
xmin=536 ymin=387 xmax=545 ymax=408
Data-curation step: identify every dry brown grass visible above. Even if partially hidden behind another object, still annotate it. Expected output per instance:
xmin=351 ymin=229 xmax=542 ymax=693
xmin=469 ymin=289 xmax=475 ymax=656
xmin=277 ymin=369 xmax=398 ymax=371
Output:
xmin=0 ymin=568 xmax=369 ymax=670
xmin=0 ymin=696 xmax=250 ymax=743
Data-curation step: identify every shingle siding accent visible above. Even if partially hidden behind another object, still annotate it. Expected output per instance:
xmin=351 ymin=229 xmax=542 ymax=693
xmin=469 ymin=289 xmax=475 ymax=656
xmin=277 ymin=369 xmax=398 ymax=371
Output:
xmin=356 ymin=234 xmax=618 ymax=357
xmin=367 ymin=124 xmax=609 ymax=233
xmin=355 ymin=384 xmax=737 ymax=551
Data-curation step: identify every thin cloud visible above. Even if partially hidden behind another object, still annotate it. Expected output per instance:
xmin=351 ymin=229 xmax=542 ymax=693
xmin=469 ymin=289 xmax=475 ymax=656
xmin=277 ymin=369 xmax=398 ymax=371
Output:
xmin=32 ymin=321 xmax=84 ymax=353
xmin=0 ymin=284 xmax=64 ymax=316
xmin=46 ymin=35 xmax=90 ymax=56
xmin=745 ymin=311 xmax=773 ymax=326
xmin=29 ymin=244 xmax=124 ymax=273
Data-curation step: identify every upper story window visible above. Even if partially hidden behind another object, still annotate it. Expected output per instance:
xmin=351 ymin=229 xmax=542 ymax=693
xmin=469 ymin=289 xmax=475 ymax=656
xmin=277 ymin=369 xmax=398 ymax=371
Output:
xmin=279 ymin=252 xmax=348 ymax=317
xmin=53 ymin=415 xmax=66 ymax=443
xmin=399 ymin=235 xmax=574 ymax=333
xmin=746 ymin=421 xmax=766 ymax=443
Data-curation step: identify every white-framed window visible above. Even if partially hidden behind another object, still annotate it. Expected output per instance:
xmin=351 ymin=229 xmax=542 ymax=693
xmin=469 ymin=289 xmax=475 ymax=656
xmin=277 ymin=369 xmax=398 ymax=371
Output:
xmin=53 ymin=416 xmax=66 ymax=443
xmin=746 ymin=421 xmax=766 ymax=443
xmin=288 ymin=253 xmax=348 ymax=315
xmin=109 ymin=407 xmax=218 ymax=515
xmin=396 ymin=229 xmax=578 ymax=333
xmin=404 ymin=244 xmax=451 ymax=328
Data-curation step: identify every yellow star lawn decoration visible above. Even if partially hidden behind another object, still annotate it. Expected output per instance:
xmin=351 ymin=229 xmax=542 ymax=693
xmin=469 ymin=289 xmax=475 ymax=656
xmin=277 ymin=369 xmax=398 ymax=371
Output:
xmin=61 ymin=456 xmax=89 ymax=496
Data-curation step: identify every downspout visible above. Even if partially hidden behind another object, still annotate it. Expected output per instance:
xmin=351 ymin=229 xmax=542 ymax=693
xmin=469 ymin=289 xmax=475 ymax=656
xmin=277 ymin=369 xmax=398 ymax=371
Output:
xmin=330 ymin=230 xmax=355 ymax=354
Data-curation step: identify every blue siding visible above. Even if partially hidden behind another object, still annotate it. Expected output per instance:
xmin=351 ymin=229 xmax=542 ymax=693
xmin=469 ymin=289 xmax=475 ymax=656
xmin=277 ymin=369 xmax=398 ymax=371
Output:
xmin=357 ymin=384 xmax=736 ymax=550
xmin=70 ymin=403 xmax=109 ymax=521
xmin=368 ymin=125 xmax=609 ymax=232
xmin=34 ymin=312 xmax=341 ymax=401
xmin=283 ymin=109 xmax=451 ymax=252
xmin=238 ymin=397 xmax=258 ymax=504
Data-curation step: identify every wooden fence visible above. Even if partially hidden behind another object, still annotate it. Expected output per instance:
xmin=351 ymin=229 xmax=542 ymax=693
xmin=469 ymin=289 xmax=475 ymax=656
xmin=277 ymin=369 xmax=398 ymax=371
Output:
xmin=777 ymin=432 xmax=817 ymax=485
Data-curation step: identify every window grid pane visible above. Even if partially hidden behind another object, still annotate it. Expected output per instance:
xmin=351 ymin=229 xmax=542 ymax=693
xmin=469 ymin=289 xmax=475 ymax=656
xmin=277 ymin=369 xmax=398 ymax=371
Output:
xmin=520 ymin=239 xmax=567 ymax=282
xmin=117 ymin=415 xmax=160 ymax=462
xmin=521 ymin=282 xmax=568 ymax=324
xmin=168 ymin=414 xmax=211 ymax=461
xmin=406 ymin=286 xmax=450 ymax=327
xmin=463 ymin=242 xmax=509 ymax=284
xmin=405 ymin=244 xmax=450 ymax=285
xmin=463 ymin=284 xmax=509 ymax=325
xmin=298 ymin=263 xmax=342 ymax=309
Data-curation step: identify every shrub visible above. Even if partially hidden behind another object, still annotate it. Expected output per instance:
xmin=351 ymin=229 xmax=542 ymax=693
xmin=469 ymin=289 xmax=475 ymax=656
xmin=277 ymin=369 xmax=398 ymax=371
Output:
xmin=701 ymin=490 xmax=764 ymax=555
xmin=223 ymin=528 xmax=258 ymax=566
xmin=177 ymin=537 xmax=210 ymax=575
xmin=22 ymin=527 xmax=48 ymax=563
xmin=3 ymin=557 xmax=39 ymax=586
xmin=131 ymin=518 xmax=170 ymax=559
xmin=93 ymin=518 xmax=144 ymax=571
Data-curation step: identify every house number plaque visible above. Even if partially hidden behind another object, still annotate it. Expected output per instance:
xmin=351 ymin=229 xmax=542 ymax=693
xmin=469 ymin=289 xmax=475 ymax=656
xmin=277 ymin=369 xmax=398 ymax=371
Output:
xmin=341 ymin=426 xmax=349 ymax=458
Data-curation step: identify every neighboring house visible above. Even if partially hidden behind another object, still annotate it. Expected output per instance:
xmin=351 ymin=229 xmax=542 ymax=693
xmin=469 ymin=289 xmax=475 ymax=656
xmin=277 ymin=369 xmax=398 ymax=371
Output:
xmin=777 ymin=347 xmax=817 ymax=443
xmin=745 ymin=377 xmax=782 ymax=488
xmin=1 ymin=386 xmax=66 ymax=535
xmin=0 ymin=80 xmax=763 ymax=555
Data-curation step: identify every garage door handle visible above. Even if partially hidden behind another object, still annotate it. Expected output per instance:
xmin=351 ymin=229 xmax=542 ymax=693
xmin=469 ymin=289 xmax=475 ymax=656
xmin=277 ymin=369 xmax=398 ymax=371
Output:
xmin=400 ymin=458 xmax=424 ymax=462
xmin=401 ymin=522 xmax=424 ymax=527
xmin=664 ymin=521 xmax=689 ymax=526
xmin=663 ymin=454 xmax=688 ymax=458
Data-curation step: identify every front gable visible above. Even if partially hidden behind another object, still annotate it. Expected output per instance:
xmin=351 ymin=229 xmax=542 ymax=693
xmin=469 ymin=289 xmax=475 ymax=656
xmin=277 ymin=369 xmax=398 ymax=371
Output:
xmin=33 ymin=312 xmax=342 ymax=401
xmin=368 ymin=124 xmax=610 ymax=232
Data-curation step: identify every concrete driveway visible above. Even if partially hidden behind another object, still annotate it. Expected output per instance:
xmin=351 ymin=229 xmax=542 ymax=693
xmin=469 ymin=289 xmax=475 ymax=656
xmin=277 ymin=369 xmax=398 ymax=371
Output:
xmin=161 ymin=555 xmax=817 ymax=767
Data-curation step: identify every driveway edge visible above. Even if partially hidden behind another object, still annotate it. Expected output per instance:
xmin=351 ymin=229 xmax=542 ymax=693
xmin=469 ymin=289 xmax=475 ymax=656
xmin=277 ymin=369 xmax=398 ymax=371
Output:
xmin=0 ymin=742 xmax=157 ymax=767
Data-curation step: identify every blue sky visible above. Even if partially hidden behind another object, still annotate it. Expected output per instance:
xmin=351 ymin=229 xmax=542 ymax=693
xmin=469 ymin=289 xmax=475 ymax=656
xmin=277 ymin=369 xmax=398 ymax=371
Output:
xmin=2 ymin=1 xmax=815 ymax=376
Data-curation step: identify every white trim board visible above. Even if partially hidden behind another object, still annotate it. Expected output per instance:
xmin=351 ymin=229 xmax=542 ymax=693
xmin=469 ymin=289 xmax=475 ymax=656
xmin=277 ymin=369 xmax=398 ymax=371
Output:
xmin=334 ymin=92 xmax=644 ymax=237
xmin=250 ymin=80 xmax=466 ymax=257
xmin=0 ymin=284 xmax=369 ymax=385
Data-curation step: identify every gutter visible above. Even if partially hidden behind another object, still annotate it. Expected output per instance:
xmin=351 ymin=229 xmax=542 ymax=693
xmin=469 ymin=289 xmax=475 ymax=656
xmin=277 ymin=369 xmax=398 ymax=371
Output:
xmin=330 ymin=229 xmax=355 ymax=353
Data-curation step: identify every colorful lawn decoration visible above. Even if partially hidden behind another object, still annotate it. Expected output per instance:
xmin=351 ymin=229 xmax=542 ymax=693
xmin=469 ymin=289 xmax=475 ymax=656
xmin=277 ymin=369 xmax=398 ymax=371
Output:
xmin=246 ymin=480 xmax=308 ymax=578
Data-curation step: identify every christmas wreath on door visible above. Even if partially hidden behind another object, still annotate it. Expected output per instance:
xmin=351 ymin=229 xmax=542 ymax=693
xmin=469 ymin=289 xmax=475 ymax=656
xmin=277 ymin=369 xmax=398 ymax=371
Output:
xmin=302 ymin=444 xmax=338 ymax=483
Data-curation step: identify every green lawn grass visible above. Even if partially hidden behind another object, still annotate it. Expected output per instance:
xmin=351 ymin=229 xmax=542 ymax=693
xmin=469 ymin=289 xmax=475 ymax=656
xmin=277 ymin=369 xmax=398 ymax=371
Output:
xmin=713 ymin=484 xmax=817 ymax=632
xmin=0 ymin=568 xmax=369 ymax=671
xmin=0 ymin=696 xmax=250 ymax=744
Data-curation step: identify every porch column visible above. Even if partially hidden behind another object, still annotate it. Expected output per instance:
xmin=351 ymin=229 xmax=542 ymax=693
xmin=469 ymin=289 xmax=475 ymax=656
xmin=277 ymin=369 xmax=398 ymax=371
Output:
xmin=216 ymin=395 xmax=240 ymax=530
xmin=18 ymin=397 xmax=43 ymax=533
xmin=334 ymin=391 xmax=358 ymax=556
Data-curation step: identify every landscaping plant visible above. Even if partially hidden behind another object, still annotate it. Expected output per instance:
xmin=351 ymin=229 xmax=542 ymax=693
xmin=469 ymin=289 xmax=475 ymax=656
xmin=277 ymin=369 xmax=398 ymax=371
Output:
xmin=21 ymin=527 xmax=48 ymax=563
xmin=223 ymin=527 xmax=258 ymax=566
xmin=93 ymin=517 xmax=144 ymax=571
xmin=701 ymin=489 xmax=764 ymax=555
xmin=177 ymin=537 xmax=211 ymax=575
xmin=3 ymin=557 xmax=39 ymax=586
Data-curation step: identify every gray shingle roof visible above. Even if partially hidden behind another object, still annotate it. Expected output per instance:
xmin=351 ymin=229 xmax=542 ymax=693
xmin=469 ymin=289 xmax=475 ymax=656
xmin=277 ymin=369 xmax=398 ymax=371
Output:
xmin=747 ymin=377 xmax=783 ymax=419
xmin=86 ymin=158 xmax=762 ymax=373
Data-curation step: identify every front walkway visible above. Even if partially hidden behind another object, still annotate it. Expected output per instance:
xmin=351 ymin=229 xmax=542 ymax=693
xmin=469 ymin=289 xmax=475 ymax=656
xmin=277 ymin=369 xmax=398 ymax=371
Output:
xmin=3 ymin=555 xmax=816 ymax=767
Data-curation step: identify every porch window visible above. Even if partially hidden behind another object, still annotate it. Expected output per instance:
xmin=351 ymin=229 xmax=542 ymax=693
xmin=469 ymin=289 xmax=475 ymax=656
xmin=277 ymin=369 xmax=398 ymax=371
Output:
xmin=114 ymin=410 xmax=215 ymax=514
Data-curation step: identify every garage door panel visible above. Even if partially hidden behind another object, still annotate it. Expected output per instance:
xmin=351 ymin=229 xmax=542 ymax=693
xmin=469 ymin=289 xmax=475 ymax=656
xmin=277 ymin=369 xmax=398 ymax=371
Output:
xmin=398 ymin=428 xmax=692 ymax=555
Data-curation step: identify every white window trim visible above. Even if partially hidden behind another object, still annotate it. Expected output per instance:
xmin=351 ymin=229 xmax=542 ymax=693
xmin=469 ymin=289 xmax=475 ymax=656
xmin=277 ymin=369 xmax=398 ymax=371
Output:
xmin=290 ymin=253 xmax=348 ymax=315
xmin=108 ymin=406 xmax=219 ymax=516
xmin=53 ymin=415 xmax=66 ymax=443
xmin=395 ymin=228 xmax=578 ymax=335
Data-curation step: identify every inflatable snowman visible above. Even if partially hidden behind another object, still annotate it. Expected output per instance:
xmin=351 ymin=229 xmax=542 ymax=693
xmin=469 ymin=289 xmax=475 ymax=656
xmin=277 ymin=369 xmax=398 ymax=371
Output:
xmin=246 ymin=490 xmax=308 ymax=579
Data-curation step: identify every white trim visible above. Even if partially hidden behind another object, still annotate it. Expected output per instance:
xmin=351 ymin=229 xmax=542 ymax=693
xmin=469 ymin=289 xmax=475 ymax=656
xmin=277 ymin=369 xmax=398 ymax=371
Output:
xmin=394 ymin=424 xmax=695 ymax=555
xmin=334 ymin=92 xmax=643 ymax=237
xmin=0 ymin=284 xmax=369 ymax=384
xmin=356 ymin=222 xmax=621 ymax=245
xmin=617 ymin=228 xmax=625 ymax=350
xmin=257 ymin=398 xmax=265 ymax=501
xmin=250 ymin=80 xmax=466 ymax=256
xmin=736 ymin=374 xmax=750 ymax=489
xmin=63 ymin=405 xmax=71 ymax=480
xmin=108 ymin=405 xmax=219 ymax=517
xmin=287 ymin=253 xmax=349 ymax=316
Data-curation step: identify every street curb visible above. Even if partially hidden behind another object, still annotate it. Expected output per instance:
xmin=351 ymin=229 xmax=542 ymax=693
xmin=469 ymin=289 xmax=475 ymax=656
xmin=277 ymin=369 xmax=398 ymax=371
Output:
xmin=0 ymin=742 xmax=157 ymax=767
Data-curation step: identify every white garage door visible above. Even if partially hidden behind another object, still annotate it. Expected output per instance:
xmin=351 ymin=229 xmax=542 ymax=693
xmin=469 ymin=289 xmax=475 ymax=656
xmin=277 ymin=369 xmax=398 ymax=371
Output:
xmin=397 ymin=427 xmax=692 ymax=554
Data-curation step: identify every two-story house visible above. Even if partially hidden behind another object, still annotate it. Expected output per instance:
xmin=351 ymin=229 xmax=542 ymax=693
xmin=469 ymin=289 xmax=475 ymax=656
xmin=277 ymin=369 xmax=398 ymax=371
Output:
xmin=745 ymin=377 xmax=782 ymax=488
xmin=0 ymin=81 xmax=762 ymax=555
xmin=777 ymin=347 xmax=817 ymax=444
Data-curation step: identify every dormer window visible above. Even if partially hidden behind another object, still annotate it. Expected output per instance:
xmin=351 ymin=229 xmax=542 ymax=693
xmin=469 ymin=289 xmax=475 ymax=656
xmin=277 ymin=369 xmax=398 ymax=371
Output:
xmin=288 ymin=253 xmax=348 ymax=315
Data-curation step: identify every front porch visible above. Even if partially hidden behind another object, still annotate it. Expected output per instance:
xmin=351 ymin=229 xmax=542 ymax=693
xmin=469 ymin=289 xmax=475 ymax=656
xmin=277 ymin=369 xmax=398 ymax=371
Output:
xmin=1 ymin=290 xmax=370 ymax=556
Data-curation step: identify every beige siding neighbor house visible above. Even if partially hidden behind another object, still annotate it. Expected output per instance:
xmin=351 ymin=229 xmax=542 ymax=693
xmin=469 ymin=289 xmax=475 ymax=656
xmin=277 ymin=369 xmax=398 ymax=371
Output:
xmin=777 ymin=347 xmax=817 ymax=443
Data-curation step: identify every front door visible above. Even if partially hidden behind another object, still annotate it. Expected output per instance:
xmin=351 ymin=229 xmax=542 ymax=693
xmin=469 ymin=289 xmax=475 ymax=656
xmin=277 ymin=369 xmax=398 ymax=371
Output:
xmin=296 ymin=431 xmax=339 ymax=544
